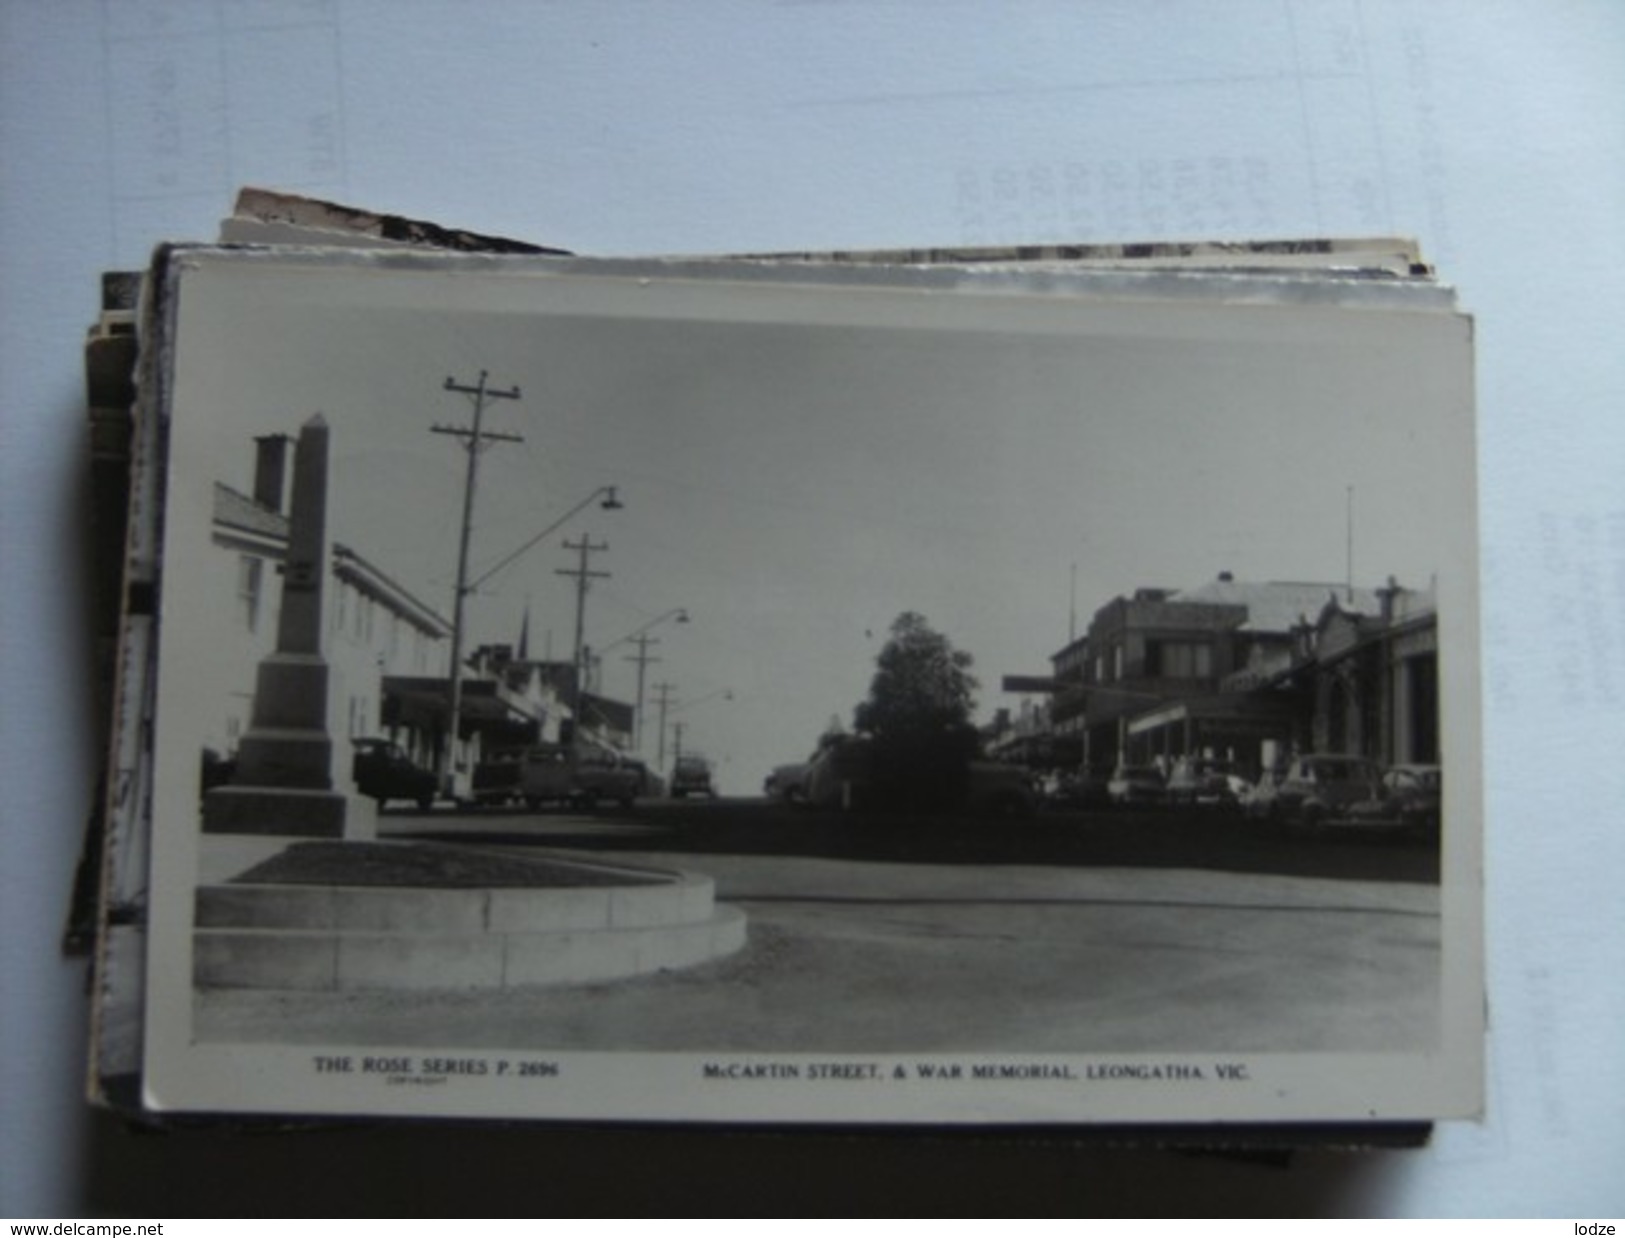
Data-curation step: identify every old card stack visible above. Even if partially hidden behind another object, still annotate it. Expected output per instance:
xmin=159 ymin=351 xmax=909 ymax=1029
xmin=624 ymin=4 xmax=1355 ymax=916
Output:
xmin=83 ymin=189 xmax=1482 ymax=1141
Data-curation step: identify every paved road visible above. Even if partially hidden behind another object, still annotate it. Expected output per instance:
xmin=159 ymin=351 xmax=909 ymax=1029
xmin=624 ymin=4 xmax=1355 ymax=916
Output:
xmin=386 ymin=793 xmax=1441 ymax=884
xmin=195 ymin=805 xmax=1441 ymax=1053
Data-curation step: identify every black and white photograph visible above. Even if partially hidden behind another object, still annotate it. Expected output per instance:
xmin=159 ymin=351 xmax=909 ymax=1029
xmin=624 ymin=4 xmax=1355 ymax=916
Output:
xmin=136 ymin=245 xmax=1482 ymax=1125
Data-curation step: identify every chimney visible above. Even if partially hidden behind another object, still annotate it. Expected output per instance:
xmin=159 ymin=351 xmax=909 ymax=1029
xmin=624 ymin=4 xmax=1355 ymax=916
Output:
xmin=1378 ymin=575 xmax=1401 ymax=623
xmin=252 ymin=434 xmax=291 ymax=513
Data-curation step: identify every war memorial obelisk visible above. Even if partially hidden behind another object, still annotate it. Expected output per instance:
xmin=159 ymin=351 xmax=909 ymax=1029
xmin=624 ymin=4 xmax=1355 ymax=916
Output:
xmin=203 ymin=414 xmax=356 ymax=838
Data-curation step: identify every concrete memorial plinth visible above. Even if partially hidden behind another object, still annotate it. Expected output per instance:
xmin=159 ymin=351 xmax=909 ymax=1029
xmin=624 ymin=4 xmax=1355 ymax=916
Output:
xmin=204 ymin=414 xmax=360 ymax=839
xmin=192 ymin=848 xmax=748 ymax=992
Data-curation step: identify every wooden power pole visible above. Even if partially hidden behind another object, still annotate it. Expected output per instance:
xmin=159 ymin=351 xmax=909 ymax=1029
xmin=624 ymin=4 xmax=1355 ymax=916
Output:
xmin=556 ymin=535 xmax=610 ymax=744
xmin=432 ymin=370 xmax=522 ymax=792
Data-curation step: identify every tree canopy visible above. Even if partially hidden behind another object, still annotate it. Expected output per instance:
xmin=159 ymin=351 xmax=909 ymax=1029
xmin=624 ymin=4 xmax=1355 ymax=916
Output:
xmin=854 ymin=611 xmax=979 ymax=740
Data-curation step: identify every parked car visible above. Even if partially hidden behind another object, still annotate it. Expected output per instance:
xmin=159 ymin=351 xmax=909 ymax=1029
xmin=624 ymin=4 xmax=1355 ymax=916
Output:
xmin=627 ymin=758 xmax=665 ymax=799
xmin=1106 ymin=763 xmax=1167 ymax=807
xmin=965 ymin=761 xmax=1040 ymax=817
xmin=764 ymin=757 xmax=813 ymax=803
xmin=1272 ymin=754 xmax=1384 ymax=828
xmin=1347 ymin=764 xmax=1442 ymax=834
xmin=573 ymin=743 xmax=644 ymax=808
xmin=519 ymin=743 xmax=574 ymax=808
xmin=803 ymin=736 xmax=876 ymax=809
xmin=670 ymin=754 xmax=716 ymax=799
xmin=519 ymin=741 xmax=641 ymax=809
xmin=351 ymin=737 xmax=438 ymax=810
xmin=472 ymin=747 xmax=525 ymax=806
xmin=1241 ymin=766 xmax=1289 ymax=821
xmin=1165 ymin=757 xmax=1248 ymax=809
xmin=1042 ymin=768 xmax=1113 ymax=811
xmin=803 ymin=736 xmax=1035 ymax=816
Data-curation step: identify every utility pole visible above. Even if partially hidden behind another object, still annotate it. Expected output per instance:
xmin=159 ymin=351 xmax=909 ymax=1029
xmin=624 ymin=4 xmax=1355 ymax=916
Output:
xmin=672 ymin=721 xmax=686 ymax=764
xmin=556 ymin=535 xmax=610 ymax=745
xmin=432 ymin=370 xmax=522 ymax=793
xmin=651 ymin=681 xmax=677 ymax=771
xmin=623 ymin=634 xmax=662 ymax=753
xmin=1069 ymin=561 xmax=1078 ymax=644
xmin=1345 ymin=484 xmax=1356 ymax=604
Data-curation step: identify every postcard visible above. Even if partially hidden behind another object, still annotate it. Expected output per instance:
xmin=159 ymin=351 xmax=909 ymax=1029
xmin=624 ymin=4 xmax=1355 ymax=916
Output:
xmin=126 ymin=244 xmax=1480 ymax=1126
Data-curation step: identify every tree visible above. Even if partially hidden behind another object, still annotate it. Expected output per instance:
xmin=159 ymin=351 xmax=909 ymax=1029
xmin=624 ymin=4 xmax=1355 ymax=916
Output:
xmin=853 ymin=612 xmax=980 ymax=812
xmin=855 ymin=612 xmax=979 ymax=738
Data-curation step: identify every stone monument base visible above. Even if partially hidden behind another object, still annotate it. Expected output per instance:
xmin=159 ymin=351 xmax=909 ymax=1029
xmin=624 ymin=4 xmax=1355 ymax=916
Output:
xmin=202 ymin=785 xmax=349 ymax=838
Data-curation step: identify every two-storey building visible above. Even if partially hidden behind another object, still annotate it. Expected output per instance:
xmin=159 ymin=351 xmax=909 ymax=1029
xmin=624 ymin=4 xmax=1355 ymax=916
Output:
xmin=1045 ymin=573 xmax=1382 ymax=776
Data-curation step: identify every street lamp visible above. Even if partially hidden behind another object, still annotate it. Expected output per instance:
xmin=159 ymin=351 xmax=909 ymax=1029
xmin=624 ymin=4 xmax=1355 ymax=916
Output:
xmin=596 ymin=608 xmax=691 ymax=657
xmin=444 ymin=483 xmax=622 ymax=795
xmin=678 ymin=686 xmax=735 ymax=711
xmin=596 ymin=608 xmax=691 ymax=753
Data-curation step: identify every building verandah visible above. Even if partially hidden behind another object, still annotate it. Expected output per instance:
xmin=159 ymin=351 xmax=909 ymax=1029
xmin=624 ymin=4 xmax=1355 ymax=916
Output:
xmin=1287 ymin=591 xmax=1440 ymax=768
xmin=1012 ymin=574 xmax=1440 ymax=782
xmin=1122 ymin=693 xmax=1304 ymax=776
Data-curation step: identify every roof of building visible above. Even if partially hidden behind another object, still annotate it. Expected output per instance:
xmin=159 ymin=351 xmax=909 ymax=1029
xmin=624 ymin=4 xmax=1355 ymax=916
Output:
xmin=215 ymin=482 xmax=451 ymax=635
xmin=332 ymin=542 xmax=450 ymax=637
xmin=1168 ymin=578 xmax=1383 ymax=634
xmin=213 ymin=483 xmax=288 ymax=539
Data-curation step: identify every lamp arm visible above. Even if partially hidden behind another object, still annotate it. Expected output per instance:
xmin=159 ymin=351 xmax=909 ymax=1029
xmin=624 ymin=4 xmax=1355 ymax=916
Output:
xmin=597 ymin=607 xmax=689 ymax=657
xmin=468 ymin=487 xmax=616 ymax=592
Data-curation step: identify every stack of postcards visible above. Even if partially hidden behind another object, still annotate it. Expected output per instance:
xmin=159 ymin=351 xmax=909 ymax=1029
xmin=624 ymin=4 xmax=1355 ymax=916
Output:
xmin=83 ymin=189 xmax=1481 ymax=1143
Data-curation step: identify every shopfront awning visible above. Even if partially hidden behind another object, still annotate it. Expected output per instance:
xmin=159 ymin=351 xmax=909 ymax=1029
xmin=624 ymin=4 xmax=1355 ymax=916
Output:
xmin=382 ymin=676 xmax=539 ymax=739
xmin=1126 ymin=694 xmax=1297 ymax=739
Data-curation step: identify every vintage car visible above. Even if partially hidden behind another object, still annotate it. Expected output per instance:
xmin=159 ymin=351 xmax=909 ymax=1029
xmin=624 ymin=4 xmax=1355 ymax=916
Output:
xmin=626 ymin=757 xmax=665 ymax=799
xmin=1106 ymin=763 xmax=1167 ymax=808
xmin=803 ymin=736 xmax=1035 ymax=817
xmin=961 ymin=760 xmax=1038 ymax=817
xmin=519 ymin=741 xmax=642 ymax=809
xmin=1165 ymin=757 xmax=1249 ymax=809
xmin=1272 ymin=754 xmax=1384 ymax=828
xmin=573 ymin=743 xmax=645 ymax=807
xmin=1241 ymin=766 xmax=1289 ymax=821
xmin=803 ymin=736 xmax=875 ymax=809
xmin=471 ymin=747 xmax=526 ymax=806
xmin=670 ymin=754 xmax=716 ymax=799
xmin=764 ymin=754 xmax=815 ymax=802
xmin=1041 ymin=768 xmax=1113 ymax=811
xmin=351 ymin=737 xmax=438 ymax=810
xmin=1347 ymin=763 xmax=1442 ymax=834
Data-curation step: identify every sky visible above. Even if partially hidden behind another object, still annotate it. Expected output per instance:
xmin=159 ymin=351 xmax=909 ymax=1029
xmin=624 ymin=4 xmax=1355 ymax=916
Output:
xmin=164 ymin=251 xmax=1475 ymax=794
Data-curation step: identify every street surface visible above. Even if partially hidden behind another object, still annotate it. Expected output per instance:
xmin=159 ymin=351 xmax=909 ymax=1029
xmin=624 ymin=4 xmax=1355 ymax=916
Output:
xmin=194 ymin=797 xmax=1441 ymax=1053
xmin=392 ymin=795 xmax=1441 ymax=884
